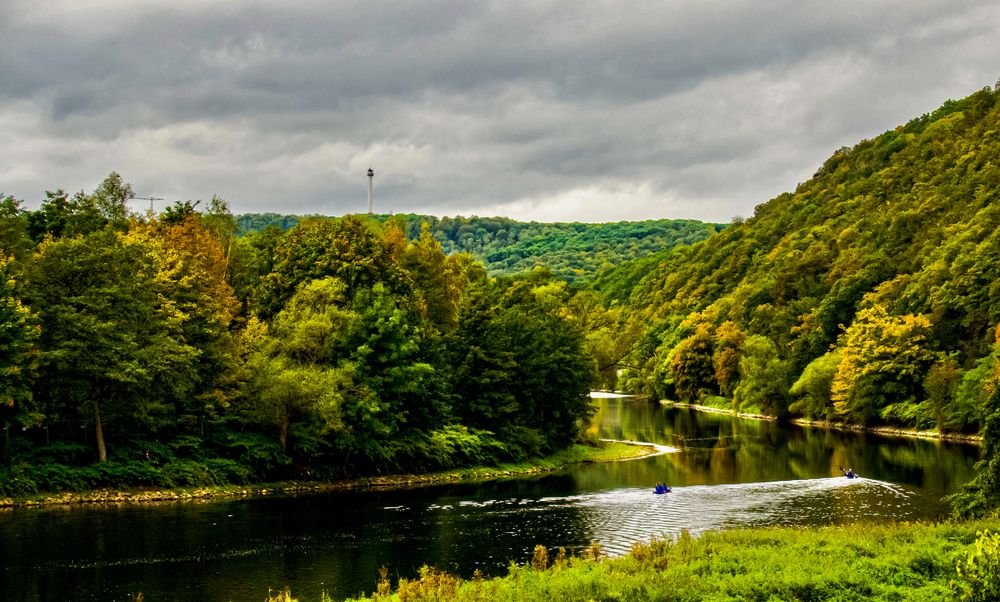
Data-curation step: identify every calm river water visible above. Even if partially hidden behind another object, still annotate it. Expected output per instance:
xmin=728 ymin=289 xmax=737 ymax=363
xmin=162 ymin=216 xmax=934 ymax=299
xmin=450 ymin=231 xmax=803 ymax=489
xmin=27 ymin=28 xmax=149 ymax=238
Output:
xmin=0 ymin=397 xmax=980 ymax=601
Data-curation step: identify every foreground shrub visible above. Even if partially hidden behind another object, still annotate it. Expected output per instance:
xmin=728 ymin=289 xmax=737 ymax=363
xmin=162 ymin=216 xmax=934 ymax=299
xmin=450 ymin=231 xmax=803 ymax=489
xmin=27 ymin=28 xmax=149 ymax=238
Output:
xmin=953 ymin=529 xmax=1000 ymax=601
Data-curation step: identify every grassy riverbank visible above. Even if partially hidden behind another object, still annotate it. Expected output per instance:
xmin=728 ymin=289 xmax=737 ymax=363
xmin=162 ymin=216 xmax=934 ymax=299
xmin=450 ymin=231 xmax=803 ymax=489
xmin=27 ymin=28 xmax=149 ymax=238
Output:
xmin=0 ymin=440 xmax=655 ymax=508
xmin=267 ymin=520 xmax=999 ymax=602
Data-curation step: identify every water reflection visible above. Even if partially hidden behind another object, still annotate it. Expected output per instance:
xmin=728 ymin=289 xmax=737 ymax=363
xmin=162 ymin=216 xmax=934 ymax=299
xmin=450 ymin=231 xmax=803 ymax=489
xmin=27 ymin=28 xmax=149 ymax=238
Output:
xmin=0 ymin=398 xmax=980 ymax=601
xmin=586 ymin=399 xmax=978 ymax=499
xmin=550 ymin=476 xmax=923 ymax=555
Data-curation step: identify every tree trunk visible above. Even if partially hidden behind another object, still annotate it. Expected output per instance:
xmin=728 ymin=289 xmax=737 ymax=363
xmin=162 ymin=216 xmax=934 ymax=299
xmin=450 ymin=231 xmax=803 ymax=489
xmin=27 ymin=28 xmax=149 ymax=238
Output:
xmin=92 ymin=398 xmax=107 ymax=462
xmin=279 ymin=417 xmax=289 ymax=453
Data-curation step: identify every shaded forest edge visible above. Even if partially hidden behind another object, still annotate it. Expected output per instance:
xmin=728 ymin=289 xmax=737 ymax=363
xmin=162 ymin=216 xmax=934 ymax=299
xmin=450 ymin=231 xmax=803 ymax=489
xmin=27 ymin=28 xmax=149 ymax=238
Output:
xmin=0 ymin=440 xmax=654 ymax=508
xmin=261 ymin=521 xmax=1000 ymax=602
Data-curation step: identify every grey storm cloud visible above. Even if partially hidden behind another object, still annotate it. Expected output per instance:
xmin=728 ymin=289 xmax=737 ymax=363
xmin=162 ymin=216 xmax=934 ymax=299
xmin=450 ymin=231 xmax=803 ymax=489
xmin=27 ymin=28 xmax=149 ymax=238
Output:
xmin=2 ymin=0 xmax=1000 ymax=222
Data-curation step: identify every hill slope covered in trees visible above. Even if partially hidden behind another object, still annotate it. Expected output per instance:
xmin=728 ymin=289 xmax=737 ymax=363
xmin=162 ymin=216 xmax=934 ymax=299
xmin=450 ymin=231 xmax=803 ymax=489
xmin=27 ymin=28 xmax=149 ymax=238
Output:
xmin=613 ymin=86 xmax=1000 ymax=440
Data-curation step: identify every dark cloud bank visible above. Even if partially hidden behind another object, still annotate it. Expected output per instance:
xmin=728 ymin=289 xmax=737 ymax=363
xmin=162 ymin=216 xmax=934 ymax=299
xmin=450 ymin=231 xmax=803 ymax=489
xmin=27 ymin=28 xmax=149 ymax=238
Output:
xmin=2 ymin=1 xmax=999 ymax=222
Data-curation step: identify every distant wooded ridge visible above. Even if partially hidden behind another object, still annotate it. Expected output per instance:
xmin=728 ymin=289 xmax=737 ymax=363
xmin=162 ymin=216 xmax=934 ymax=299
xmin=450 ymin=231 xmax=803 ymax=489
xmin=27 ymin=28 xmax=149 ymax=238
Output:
xmin=235 ymin=213 xmax=724 ymax=283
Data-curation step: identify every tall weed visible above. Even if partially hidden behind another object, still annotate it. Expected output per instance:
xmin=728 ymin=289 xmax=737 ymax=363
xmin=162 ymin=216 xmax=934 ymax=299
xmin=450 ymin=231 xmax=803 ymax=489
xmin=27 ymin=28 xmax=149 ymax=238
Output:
xmin=953 ymin=529 xmax=1000 ymax=601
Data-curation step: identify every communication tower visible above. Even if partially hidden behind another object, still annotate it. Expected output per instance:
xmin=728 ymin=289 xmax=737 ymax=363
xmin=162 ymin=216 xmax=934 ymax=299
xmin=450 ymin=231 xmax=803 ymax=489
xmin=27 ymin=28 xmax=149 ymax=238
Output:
xmin=367 ymin=166 xmax=375 ymax=214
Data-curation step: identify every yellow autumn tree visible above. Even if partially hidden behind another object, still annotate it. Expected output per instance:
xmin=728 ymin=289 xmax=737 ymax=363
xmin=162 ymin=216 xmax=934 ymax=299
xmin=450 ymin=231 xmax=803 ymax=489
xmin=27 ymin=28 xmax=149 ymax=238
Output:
xmin=831 ymin=302 xmax=936 ymax=424
xmin=123 ymin=216 xmax=240 ymax=425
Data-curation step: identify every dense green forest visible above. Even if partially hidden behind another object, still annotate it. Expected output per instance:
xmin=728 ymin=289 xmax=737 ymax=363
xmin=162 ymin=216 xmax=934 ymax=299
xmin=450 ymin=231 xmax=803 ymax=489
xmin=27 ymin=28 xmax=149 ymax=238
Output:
xmin=604 ymin=86 xmax=1000 ymax=516
xmin=236 ymin=213 xmax=722 ymax=283
xmin=0 ymin=183 xmax=599 ymax=496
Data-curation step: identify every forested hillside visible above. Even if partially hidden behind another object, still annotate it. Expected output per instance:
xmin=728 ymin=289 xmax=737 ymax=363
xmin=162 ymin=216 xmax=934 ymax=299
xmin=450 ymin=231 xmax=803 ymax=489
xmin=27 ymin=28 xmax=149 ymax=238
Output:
xmin=237 ymin=213 xmax=721 ymax=283
xmin=614 ymin=87 xmax=1000 ymax=452
xmin=0 ymin=185 xmax=596 ymax=496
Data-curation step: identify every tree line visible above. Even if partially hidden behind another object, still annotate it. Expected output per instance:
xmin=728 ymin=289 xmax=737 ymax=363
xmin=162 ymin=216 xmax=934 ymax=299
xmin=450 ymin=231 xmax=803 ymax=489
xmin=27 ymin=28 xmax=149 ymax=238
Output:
xmin=0 ymin=181 xmax=596 ymax=496
xmin=236 ymin=213 xmax=721 ymax=284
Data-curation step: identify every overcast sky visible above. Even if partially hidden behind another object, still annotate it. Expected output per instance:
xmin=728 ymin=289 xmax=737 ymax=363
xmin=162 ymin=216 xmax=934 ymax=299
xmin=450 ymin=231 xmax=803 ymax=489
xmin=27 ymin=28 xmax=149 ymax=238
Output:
xmin=2 ymin=1 xmax=999 ymax=223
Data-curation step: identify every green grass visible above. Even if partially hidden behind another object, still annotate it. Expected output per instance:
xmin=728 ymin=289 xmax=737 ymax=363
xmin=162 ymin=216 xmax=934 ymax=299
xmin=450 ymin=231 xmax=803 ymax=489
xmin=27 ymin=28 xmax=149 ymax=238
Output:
xmin=698 ymin=396 xmax=734 ymax=411
xmin=328 ymin=520 xmax=1000 ymax=602
xmin=541 ymin=441 xmax=658 ymax=463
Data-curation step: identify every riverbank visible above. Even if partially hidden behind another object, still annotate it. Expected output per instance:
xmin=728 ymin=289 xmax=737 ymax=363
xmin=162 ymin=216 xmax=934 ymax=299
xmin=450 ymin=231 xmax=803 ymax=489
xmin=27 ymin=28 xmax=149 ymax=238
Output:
xmin=0 ymin=440 xmax=658 ymax=509
xmin=666 ymin=400 xmax=982 ymax=445
xmin=328 ymin=519 xmax=998 ymax=602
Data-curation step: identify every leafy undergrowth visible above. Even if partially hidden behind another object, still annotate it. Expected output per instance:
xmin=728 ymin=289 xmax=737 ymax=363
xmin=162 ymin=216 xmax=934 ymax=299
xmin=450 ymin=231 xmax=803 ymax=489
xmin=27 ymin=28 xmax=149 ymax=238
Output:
xmin=1 ymin=441 xmax=652 ymax=507
xmin=326 ymin=520 xmax=1000 ymax=602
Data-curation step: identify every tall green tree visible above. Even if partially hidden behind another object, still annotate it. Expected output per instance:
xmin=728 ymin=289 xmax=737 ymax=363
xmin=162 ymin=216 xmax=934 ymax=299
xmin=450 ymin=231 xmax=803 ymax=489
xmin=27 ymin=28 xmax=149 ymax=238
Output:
xmin=712 ymin=321 xmax=745 ymax=397
xmin=28 ymin=230 xmax=191 ymax=461
xmin=255 ymin=216 xmax=411 ymax=318
xmin=27 ymin=190 xmax=72 ymax=241
xmin=789 ymin=351 xmax=841 ymax=420
xmin=401 ymin=223 xmax=468 ymax=331
xmin=0 ymin=255 xmax=39 ymax=424
xmin=349 ymin=284 xmax=438 ymax=428
xmin=242 ymin=280 xmax=356 ymax=454
xmin=203 ymin=196 xmax=238 ymax=272
xmin=733 ymin=335 xmax=792 ymax=416
xmin=0 ymin=195 xmax=30 ymax=258
xmin=245 ymin=354 xmax=350 ymax=455
xmin=450 ymin=279 xmax=594 ymax=455
xmin=924 ymin=358 xmax=962 ymax=433
xmin=667 ymin=324 xmax=716 ymax=402
xmin=91 ymin=171 xmax=134 ymax=224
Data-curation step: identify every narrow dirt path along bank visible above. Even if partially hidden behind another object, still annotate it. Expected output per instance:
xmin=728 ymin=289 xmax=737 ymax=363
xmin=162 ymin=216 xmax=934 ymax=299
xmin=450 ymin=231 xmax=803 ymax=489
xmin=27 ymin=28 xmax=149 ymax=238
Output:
xmin=0 ymin=440 xmax=658 ymax=509
xmin=666 ymin=400 xmax=981 ymax=444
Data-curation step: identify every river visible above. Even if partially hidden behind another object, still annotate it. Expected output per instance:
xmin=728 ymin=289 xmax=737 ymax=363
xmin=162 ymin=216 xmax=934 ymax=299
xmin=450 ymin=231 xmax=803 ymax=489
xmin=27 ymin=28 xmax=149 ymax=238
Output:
xmin=0 ymin=397 xmax=979 ymax=601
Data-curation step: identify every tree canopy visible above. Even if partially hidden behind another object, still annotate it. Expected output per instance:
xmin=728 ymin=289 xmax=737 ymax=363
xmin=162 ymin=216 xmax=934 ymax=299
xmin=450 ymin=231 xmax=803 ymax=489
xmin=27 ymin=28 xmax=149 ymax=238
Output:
xmin=236 ymin=213 xmax=721 ymax=285
xmin=0 ymin=187 xmax=595 ymax=494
